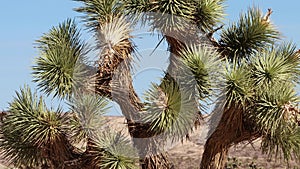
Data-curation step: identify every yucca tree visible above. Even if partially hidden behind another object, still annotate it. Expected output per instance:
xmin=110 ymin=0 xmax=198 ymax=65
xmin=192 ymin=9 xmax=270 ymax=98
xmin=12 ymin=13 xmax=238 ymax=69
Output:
xmin=198 ymin=8 xmax=300 ymax=169
xmin=0 ymin=18 xmax=138 ymax=169
xmin=1 ymin=1 xmax=300 ymax=169
xmin=0 ymin=86 xmax=77 ymax=168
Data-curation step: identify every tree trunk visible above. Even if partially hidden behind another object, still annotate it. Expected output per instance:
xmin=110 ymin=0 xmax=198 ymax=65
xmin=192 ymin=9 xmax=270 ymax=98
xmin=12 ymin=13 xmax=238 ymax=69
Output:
xmin=140 ymin=153 xmax=173 ymax=169
xmin=200 ymin=129 xmax=231 ymax=169
xmin=88 ymin=26 xmax=202 ymax=169
xmin=114 ymin=79 xmax=173 ymax=169
xmin=91 ymin=47 xmax=173 ymax=168
xmin=200 ymin=106 xmax=260 ymax=169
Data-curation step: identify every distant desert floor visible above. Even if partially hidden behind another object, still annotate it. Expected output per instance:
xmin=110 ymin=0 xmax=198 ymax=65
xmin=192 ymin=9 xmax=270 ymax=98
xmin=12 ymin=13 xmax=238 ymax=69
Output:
xmin=103 ymin=116 xmax=300 ymax=169
xmin=1 ymin=116 xmax=299 ymax=169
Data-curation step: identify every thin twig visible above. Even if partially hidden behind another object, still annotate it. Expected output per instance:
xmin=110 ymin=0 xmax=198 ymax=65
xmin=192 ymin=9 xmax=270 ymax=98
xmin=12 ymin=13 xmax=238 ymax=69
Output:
xmin=150 ymin=36 xmax=166 ymax=56
xmin=263 ymin=8 xmax=273 ymax=23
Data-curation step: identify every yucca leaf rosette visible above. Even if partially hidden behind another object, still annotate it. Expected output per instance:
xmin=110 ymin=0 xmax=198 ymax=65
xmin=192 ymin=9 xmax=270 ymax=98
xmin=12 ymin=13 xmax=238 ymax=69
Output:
xmin=68 ymin=93 xmax=110 ymax=144
xmin=142 ymin=75 xmax=198 ymax=142
xmin=32 ymin=19 xmax=88 ymax=99
xmin=0 ymin=86 xmax=73 ymax=167
xmin=220 ymin=7 xmax=280 ymax=60
xmin=88 ymin=130 xmax=138 ymax=169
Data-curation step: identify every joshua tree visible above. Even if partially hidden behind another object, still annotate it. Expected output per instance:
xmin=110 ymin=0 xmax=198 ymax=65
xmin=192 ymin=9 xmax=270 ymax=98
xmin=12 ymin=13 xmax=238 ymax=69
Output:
xmin=1 ymin=0 xmax=300 ymax=169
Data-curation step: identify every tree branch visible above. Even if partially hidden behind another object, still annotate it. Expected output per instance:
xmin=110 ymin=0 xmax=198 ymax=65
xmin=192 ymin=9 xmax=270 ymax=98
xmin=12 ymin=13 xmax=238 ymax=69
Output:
xmin=263 ymin=8 xmax=273 ymax=23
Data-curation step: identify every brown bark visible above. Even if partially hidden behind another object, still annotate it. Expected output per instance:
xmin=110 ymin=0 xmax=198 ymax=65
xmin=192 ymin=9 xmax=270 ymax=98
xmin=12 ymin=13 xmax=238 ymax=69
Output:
xmin=85 ymin=37 xmax=173 ymax=168
xmin=200 ymin=106 xmax=260 ymax=169
xmin=140 ymin=153 xmax=174 ymax=169
xmin=84 ymin=23 xmax=204 ymax=169
xmin=113 ymin=68 xmax=173 ymax=169
xmin=88 ymin=33 xmax=198 ymax=169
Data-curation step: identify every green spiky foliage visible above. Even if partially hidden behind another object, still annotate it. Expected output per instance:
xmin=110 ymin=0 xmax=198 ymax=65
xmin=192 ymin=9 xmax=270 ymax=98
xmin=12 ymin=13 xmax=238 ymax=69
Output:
xmin=208 ymin=60 xmax=255 ymax=135
xmin=74 ymin=0 xmax=124 ymax=30
xmin=125 ymin=0 xmax=193 ymax=29
xmin=179 ymin=45 xmax=223 ymax=99
xmin=4 ymin=0 xmax=300 ymax=168
xmin=147 ymin=0 xmax=196 ymax=33
xmin=32 ymin=19 xmax=88 ymax=99
xmin=222 ymin=61 xmax=254 ymax=109
xmin=143 ymin=75 xmax=198 ymax=141
xmin=0 ymin=86 xmax=73 ymax=168
xmin=261 ymin=127 xmax=300 ymax=163
xmin=205 ymin=59 xmax=254 ymax=139
xmin=88 ymin=130 xmax=138 ymax=169
xmin=193 ymin=0 xmax=226 ymax=32
xmin=205 ymin=43 xmax=300 ymax=167
xmin=277 ymin=43 xmax=300 ymax=78
xmin=123 ymin=0 xmax=150 ymax=22
xmin=244 ymin=44 xmax=300 ymax=162
xmin=68 ymin=93 xmax=110 ymax=142
xmin=249 ymin=84 xmax=300 ymax=162
xmin=219 ymin=7 xmax=280 ymax=61
xmin=250 ymin=43 xmax=300 ymax=88
xmin=124 ymin=0 xmax=225 ymax=33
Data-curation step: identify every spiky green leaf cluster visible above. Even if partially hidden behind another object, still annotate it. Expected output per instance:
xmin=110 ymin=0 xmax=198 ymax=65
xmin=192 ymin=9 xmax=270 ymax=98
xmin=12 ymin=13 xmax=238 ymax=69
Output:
xmin=124 ymin=0 xmax=225 ymax=33
xmin=220 ymin=7 xmax=280 ymax=60
xmin=147 ymin=0 xmax=196 ymax=33
xmin=249 ymin=83 xmax=300 ymax=161
xmin=143 ymin=75 xmax=198 ymax=141
xmin=32 ymin=19 xmax=88 ymax=99
xmin=218 ymin=44 xmax=300 ymax=163
xmin=261 ymin=127 xmax=300 ymax=163
xmin=250 ymin=45 xmax=300 ymax=89
xmin=74 ymin=0 xmax=124 ymax=30
xmin=251 ymin=51 xmax=291 ymax=87
xmin=68 ymin=93 xmax=110 ymax=142
xmin=89 ymin=130 xmax=138 ymax=169
xmin=251 ymin=84 xmax=299 ymax=135
xmin=123 ymin=0 xmax=150 ymax=22
xmin=179 ymin=45 xmax=223 ymax=99
xmin=222 ymin=61 xmax=254 ymax=109
xmin=193 ymin=0 xmax=225 ymax=31
xmin=0 ymin=86 xmax=72 ymax=167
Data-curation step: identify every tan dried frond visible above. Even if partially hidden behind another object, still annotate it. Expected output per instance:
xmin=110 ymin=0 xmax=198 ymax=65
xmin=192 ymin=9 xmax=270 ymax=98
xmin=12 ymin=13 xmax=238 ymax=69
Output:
xmin=97 ymin=16 xmax=133 ymax=60
xmin=153 ymin=86 xmax=168 ymax=111
xmin=97 ymin=15 xmax=134 ymax=77
xmin=282 ymin=102 xmax=300 ymax=123
xmin=85 ymin=16 xmax=135 ymax=96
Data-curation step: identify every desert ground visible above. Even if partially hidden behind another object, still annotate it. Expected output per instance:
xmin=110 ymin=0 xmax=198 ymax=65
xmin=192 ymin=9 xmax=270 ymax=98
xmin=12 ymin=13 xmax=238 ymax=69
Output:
xmin=0 ymin=116 xmax=299 ymax=169
xmin=103 ymin=116 xmax=300 ymax=169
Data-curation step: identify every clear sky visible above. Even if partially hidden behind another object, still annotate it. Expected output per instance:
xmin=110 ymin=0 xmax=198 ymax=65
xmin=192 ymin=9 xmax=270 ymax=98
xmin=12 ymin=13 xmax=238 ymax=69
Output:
xmin=0 ymin=0 xmax=299 ymax=115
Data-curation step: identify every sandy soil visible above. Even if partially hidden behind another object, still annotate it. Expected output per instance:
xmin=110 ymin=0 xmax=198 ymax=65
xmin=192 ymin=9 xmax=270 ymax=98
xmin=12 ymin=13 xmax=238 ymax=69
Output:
xmin=103 ymin=116 xmax=300 ymax=169
xmin=1 ymin=116 xmax=299 ymax=169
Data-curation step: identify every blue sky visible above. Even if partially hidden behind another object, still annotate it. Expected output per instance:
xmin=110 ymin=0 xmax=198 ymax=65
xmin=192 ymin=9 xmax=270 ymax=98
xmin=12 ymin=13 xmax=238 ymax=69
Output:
xmin=0 ymin=0 xmax=299 ymax=115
